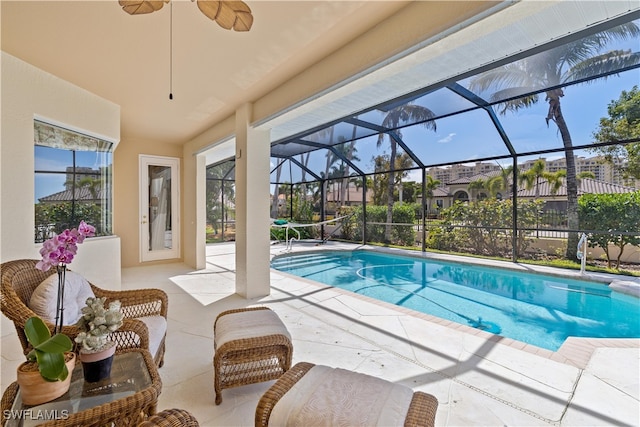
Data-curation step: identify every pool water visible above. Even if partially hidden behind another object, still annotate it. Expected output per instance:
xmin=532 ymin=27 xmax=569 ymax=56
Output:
xmin=271 ymin=250 xmax=640 ymax=351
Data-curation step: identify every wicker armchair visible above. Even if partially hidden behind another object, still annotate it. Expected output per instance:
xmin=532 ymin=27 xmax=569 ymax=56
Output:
xmin=0 ymin=259 xmax=168 ymax=367
xmin=138 ymin=408 xmax=200 ymax=427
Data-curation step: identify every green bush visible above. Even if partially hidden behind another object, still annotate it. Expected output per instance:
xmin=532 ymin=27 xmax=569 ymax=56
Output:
xmin=338 ymin=204 xmax=416 ymax=246
xmin=578 ymin=191 xmax=640 ymax=269
xmin=35 ymin=202 xmax=106 ymax=242
xmin=425 ymin=199 xmax=542 ymax=257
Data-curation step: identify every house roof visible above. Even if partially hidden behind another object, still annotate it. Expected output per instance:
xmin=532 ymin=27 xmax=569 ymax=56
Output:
xmin=39 ymin=188 xmax=107 ymax=203
xmin=517 ymin=178 xmax=636 ymax=198
xmin=432 ymin=187 xmax=451 ymax=198
xmin=446 ymin=171 xmax=501 ymax=185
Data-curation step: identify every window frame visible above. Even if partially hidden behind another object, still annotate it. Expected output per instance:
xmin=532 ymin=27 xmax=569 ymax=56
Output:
xmin=34 ymin=120 xmax=114 ymax=243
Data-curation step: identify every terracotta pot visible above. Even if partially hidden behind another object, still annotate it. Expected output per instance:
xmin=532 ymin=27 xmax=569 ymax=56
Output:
xmin=16 ymin=352 xmax=76 ymax=406
xmin=79 ymin=343 xmax=116 ymax=383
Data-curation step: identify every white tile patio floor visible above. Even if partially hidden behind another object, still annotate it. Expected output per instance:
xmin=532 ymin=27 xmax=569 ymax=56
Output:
xmin=2 ymin=241 xmax=639 ymax=426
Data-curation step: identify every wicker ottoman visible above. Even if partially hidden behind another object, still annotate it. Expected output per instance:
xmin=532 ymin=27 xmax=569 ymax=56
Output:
xmin=213 ymin=307 xmax=293 ymax=405
xmin=255 ymin=362 xmax=438 ymax=427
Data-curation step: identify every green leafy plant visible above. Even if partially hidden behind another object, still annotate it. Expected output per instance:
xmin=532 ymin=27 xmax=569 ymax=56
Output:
xmin=24 ymin=316 xmax=74 ymax=382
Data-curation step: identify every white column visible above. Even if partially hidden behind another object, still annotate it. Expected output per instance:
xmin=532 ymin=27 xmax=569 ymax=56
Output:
xmin=182 ymin=151 xmax=206 ymax=269
xmin=235 ymin=103 xmax=271 ymax=298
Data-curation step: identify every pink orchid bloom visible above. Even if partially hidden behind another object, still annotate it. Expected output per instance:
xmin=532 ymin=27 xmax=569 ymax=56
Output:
xmin=78 ymin=221 xmax=96 ymax=237
xmin=35 ymin=222 xmax=95 ymax=271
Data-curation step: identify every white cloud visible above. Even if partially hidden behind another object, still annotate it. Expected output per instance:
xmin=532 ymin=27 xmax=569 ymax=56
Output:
xmin=437 ymin=133 xmax=456 ymax=143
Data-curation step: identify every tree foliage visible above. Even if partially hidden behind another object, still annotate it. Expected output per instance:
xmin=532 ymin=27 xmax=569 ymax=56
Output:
xmin=206 ymin=167 xmax=235 ymax=235
xmin=35 ymin=202 xmax=105 ymax=242
xmin=468 ymin=21 xmax=640 ymax=260
xmin=339 ymin=203 xmax=417 ymax=246
xmin=590 ymin=85 xmax=640 ymax=179
xmin=578 ymin=192 xmax=640 ymax=269
xmin=425 ymin=199 xmax=543 ymax=257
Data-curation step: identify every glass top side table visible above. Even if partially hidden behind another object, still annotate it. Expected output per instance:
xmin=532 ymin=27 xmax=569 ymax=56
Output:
xmin=2 ymin=349 xmax=161 ymax=427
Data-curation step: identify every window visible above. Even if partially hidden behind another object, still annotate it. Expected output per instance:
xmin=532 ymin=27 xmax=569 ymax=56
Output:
xmin=34 ymin=120 xmax=113 ymax=243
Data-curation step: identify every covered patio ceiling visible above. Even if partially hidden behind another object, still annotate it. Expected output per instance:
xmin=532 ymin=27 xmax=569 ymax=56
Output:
xmin=205 ymin=2 xmax=640 ymax=183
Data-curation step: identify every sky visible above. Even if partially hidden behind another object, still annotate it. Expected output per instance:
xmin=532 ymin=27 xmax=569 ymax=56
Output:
xmin=270 ymin=67 xmax=639 ymax=185
xmin=35 ymin=148 xmax=111 ymax=203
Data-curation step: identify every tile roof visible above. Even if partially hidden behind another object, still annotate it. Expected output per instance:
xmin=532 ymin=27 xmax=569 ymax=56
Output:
xmin=39 ymin=187 xmax=106 ymax=202
xmin=446 ymin=170 xmax=501 ymax=185
xmin=516 ymin=178 xmax=636 ymax=197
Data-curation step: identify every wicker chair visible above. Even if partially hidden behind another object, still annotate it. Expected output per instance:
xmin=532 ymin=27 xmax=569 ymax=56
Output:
xmin=138 ymin=408 xmax=199 ymax=427
xmin=0 ymin=259 xmax=168 ymax=367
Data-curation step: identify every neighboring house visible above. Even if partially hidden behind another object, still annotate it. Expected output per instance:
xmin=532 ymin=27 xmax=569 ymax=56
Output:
xmin=422 ymin=171 xmax=502 ymax=211
xmin=325 ymin=184 xmax=373 ymax=206
xmin=423 ymin=175 xmax=635 ymax=214
xmin=516 ymin=177 xmax=636 ymax=212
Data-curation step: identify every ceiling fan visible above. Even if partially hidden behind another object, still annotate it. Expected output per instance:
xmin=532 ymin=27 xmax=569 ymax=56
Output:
xmin=119 ymin=0 xmax=253 ymax=31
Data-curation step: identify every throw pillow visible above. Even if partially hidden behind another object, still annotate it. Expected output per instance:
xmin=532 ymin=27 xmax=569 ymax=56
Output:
xmin=29 ymin=271 xmax=95 ymax=326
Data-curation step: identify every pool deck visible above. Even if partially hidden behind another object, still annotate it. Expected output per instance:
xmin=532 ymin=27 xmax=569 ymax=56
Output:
xmin=1 ymin=241 xmax=638 ymax=426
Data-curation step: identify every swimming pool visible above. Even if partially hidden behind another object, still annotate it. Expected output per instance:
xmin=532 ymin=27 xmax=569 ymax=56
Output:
xmin=271 ymin=250 xmax=640 ymax=351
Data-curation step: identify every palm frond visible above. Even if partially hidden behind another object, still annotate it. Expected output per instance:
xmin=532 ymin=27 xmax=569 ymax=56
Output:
xmin=491 ymin=93 xmax=539 ymax=115
xmin=378 ymin=103 xmax=437 ymax=145
xmin=469 ymin=64 xmax=532 ymax=94
xmin=564 ymin=50 xmax=640 ymax=83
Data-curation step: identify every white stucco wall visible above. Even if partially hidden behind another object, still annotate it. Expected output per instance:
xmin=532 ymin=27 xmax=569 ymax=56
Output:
xmin=1 ymin=52 xmax=122 ymax=289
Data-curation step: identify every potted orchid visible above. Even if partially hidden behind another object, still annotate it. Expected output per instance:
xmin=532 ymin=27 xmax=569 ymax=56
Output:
xmin=35 ymin=220 xmax=96 ymax=334
xmin=75 ymin=296 xmax=124 ymax=382
xmin=16 ymin=221 xmax=95 ymax=403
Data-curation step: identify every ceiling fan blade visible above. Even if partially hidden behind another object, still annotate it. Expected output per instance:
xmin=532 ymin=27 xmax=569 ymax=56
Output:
xmin=197 ymin=1 xmax=253 ymax=31
xmin=119 ymin=0 xmax=169 ymax=15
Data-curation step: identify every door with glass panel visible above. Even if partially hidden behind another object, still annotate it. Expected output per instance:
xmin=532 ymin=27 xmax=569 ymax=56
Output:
xmin=139 ymin=155 xmax=180 ymax=262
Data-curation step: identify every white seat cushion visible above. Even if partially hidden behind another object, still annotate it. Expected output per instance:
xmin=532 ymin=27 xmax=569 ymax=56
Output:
xmin=215 ymin=309 xmax=291 ymax=349
xmin=137 ymin=315 xmax=167 ymax=358
xmin=270 ymin=365 xmax=414 ymax=426
xmin=29 ymin=271 xmax=95 ymax=325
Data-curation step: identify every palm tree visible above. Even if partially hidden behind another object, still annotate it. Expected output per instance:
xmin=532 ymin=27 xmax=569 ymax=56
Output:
xmin=424 ymin=175 xmax=441 ymax=216
xmin=394 ymin=152 xmax=414 ymax=204
xmin=468 ymin=179 xmax=486 ymax=202
xmin=469 ymin=21 xmax=640 ymax=260
xmin=518 ymin=160 xmax=566 ymax=238
xmin=519 ymin=159 xmax=567 ymax=196
xmin=333 ymin=140 xmax=360 ymax=207
xmin=270 ymin=162 xmax=283 ymax=219
xmin=485 ymin=165 xmax=514 ymax=199
xmin=576 ymin=171 xmax=596 ymax=190
xmin=377 ymin=103 xmax=437 ymax=242
xmin=518 ymin=159 xmax=548 ymax=198
xmin=298 ymin=152 xmax=311 ymax=206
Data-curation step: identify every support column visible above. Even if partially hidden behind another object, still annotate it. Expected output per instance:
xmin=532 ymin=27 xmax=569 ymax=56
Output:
xmin=183 ymin=150 xmax=206 ymax=269
xmin=235 ymin=103 xmax=271 ymax=298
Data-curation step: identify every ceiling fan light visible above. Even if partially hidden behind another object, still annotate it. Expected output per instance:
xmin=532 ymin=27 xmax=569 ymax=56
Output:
xmin=119 ymin=0 xmax=169 ymax=15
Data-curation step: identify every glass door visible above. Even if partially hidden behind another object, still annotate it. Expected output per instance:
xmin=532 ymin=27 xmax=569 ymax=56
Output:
xmin=139 ymin=155 xmax=180 ymax=262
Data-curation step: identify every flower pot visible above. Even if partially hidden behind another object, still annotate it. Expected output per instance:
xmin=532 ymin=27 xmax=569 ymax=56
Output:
xmin=80 ymin=343 xmax=116 ymax=383
xmin=16 ymin=352 xmax=76 ymax=406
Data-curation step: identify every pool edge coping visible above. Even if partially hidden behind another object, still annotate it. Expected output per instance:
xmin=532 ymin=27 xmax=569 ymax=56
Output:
xmin=270 ymin=243 xmax=640 ymax=370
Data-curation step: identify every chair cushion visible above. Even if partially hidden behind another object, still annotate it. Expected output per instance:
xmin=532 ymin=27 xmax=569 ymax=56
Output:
xmin=29 ymin=271 xmax=95 ymax=326
xmin=269 ymin=364 xmax=415 ymax=426
xmin=214 ymin=309 xmax=291 ymax=349
xmin=137 ymin=315 xmax=167 ymax=358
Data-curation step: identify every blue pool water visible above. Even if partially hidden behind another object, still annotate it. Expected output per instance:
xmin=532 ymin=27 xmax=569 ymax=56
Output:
xmin=271 ymin=250 xmax=640 ymax=351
